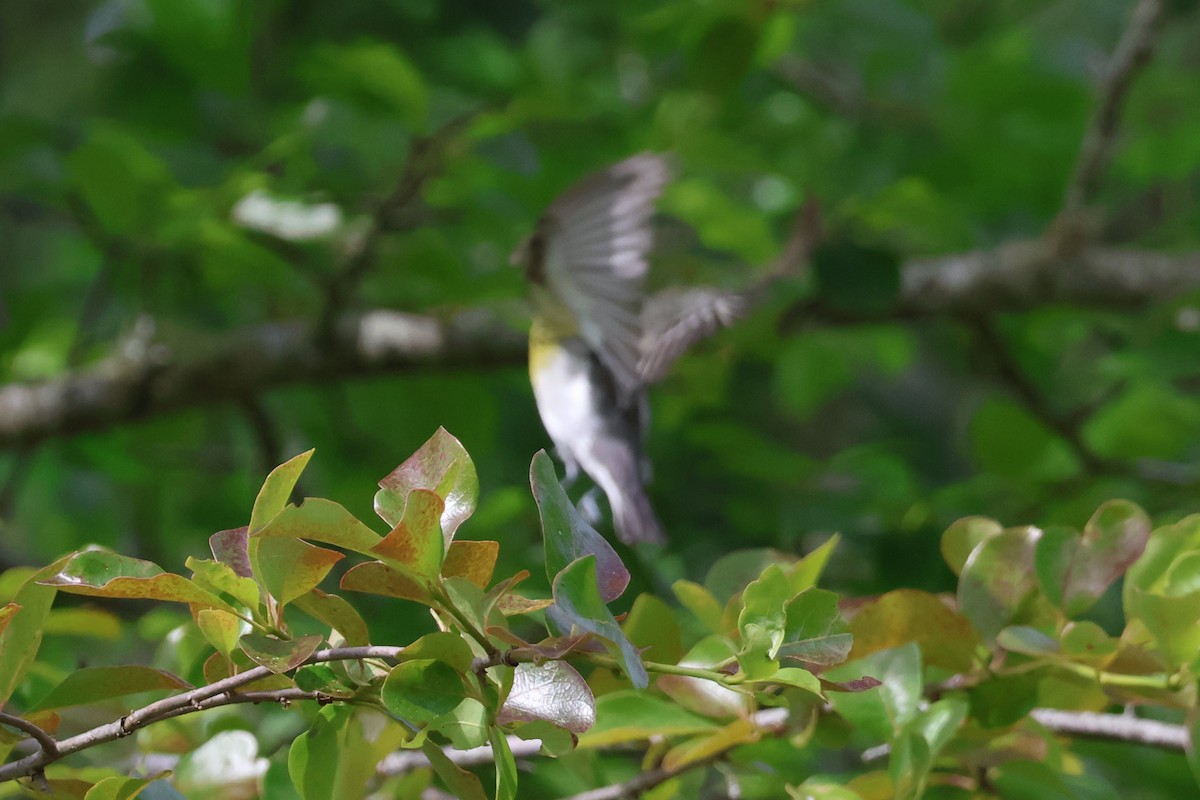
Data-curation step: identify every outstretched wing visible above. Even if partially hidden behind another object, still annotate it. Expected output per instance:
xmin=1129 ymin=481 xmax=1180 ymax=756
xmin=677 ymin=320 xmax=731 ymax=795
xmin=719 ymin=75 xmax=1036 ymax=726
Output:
xmin=536 ymin=153 xmax=670 ymax=404
xmin=638 ymin=286 xmax=749 ymax=384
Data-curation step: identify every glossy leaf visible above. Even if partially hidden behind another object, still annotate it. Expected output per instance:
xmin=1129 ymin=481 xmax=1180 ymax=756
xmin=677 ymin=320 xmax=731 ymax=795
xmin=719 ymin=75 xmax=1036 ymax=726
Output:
xmin=196 ymin=608 xmax=242 ymax=659
xmin=32 ymin=666 xmax=190 ymax=711
xmin=187 ymin=557 xmax=260 ymax=611
xmin=737 ymin=563 xmax=792 ymax=669
xmin=788 ymin=535 xmax=840 ymax=593
xmin=397 ymin=631 xmax=475 ymax=673
xmin=548 ymin=556 xmax=647 ymax=688
xmin=827 ymin=643 xmax=923 ymax=739
xmin=376 ymin=427 xmax=478 ymax=540
xmin=623 ymin=593 xmax=683 ymax=665
xmin=39 ymin=551 xmax=235 ymax=612
xmin=239 ymin=632 xmax=323 ymax=673
xmin=496 ymin=661 xmax=596 ymax=733
xmin=491 ymin=725 xmax=519 ymax=800
xmin=83 ymin=775 xmax=161 ymax=800
xmin=941 ymin=516 xmax=1002 ymax=576
xmin=659 ymin=636 xmax=754 ymax=720
xmin=255 ymin=498 xmax=382 ymax=555
xmin=249 ymin=449 xmax=314 ymax=533
xmin=532 ymin=451 xmax=629 ymax=603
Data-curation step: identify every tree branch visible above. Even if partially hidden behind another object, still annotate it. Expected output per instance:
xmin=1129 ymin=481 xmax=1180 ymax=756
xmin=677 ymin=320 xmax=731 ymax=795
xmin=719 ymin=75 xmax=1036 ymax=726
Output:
xmin=1030 ymin=707 xmax=1187 ymax=751
xmin=1061 ymin=0 xmax=1165 ymax=217
xmin=2 ymin=240 xmax=1200 ymax=451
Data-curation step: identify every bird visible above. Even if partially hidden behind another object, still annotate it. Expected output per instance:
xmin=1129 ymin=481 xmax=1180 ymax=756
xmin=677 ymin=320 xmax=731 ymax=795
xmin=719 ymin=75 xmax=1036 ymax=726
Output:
xmin=512 ymin=153 xmax=671 ymax=545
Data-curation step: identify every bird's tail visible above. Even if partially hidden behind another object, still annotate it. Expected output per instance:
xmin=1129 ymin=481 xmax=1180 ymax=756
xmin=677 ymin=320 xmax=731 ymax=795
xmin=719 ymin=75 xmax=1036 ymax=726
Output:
xmin=609 ymin=482 xmax=665 ymax=545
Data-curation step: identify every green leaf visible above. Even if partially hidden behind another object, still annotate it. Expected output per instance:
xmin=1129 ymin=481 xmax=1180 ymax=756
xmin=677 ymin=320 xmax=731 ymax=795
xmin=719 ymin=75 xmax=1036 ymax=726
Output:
xmin=889 ymin=731 xmax=932 ymax=800
xmin=579 ymin=691 xmax=718 ymax=747
xmin=623 ymin=593 xmax=683 ymax=665
xmin=250 ymin=450 xmax=314 ymax=534
xmin=398 ymin=632 xmax=475 ymax=673
xmin=239 ymin=633 xmax=323 ymax=674
xmin=0 ymin=561 xmax=66 ymax=706
xmin=532 ymin=450 xmax=629 ymax=603
xmin=430 ymin=698 xmax=490 ymax=749
xmin=83 ymin=775 xmax=161 ymax=800
xmin=848 ymin=589 xmax=980 ymax=673
xmin=788 ymin=535 xmax=840 ymax=593
xmin=1035 ymin=501 xmax=1150 ymax=616
xmin=548 ymin=556 xmax=647 ymax=688
xmin=941 ymin=517 xmax=1002 ymax=576
xmin=827 ymin=643 xmax=923 ymax=738
xmin=496 ymin=661 xmax=596 ymax=734
xmin=187 ymin=557 xmax=261 ymax=611
xmin=32 ymin=666 xmax=190 ymax=711
xmin=421 ymin=739 xmax=487 ymax=800
xmin=491 ymin=726 xmax=519 ymax=800
xmin=39 ymin=551 xmax=236 ymax=612
xmin=376 ymin=427 xmax=477 ymax=540
xmin=1084 ymin=382 xmax=1200 ymax=460
xmin=957 ymin=525 xmax=1042 ymax=641
xmin=292 ymin=590 xmax=370 ymax=647
xmin=778 ymin=588 xmax=852 ymax=667
xmin=303 ymin=41 xmax=429 ymax=127
xmin=737 ymin=563 xmax=792 ymax=677
xmin=705 ymin=549 xmax=793 ymax=602
xmin=66 ymin=122 xmax=174 ymax=236
xmin=371 ymin=489 xmax=445 ymax=580
xmin=42 ymin=608 xmax=121 ymax=640
xmin=196 ymin=608 xmax=242 ymax=659
xmin=672 ymin=579 xmax=725 ymax=635
xmin=287 ymin=707 xmax=406 ymax=800
xmin=969 ymin=397 xmax=1080 ymax=481
xmin=382 ymin=659 xmax=466 ymax=724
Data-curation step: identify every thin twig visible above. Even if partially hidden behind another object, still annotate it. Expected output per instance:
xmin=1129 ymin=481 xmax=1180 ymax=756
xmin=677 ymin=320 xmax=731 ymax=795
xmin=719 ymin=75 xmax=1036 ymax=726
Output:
xmin=1030 ymin=707 xmax=1187 ymax=751
xmin=0 ymin=712 xmax=58 ymax=759
xmin=1061 ymin=0 xmax=1165 ymax=217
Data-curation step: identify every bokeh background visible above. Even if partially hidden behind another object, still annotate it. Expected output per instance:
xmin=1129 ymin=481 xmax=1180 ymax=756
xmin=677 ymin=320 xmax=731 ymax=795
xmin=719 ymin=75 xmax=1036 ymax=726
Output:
xmin=3 ymin=0 xmax=1200 ymax=794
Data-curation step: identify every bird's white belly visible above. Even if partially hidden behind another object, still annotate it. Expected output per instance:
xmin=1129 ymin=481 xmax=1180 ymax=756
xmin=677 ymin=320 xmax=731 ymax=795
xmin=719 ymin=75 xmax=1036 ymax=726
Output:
xmin=531 ymin=345 xmax=602 ymax=454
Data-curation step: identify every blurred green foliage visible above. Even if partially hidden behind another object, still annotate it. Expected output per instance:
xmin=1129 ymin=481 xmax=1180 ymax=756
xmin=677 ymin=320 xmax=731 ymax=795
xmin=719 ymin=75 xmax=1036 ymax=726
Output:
xmin=2 ymin=0 xmax=1200 ymax=794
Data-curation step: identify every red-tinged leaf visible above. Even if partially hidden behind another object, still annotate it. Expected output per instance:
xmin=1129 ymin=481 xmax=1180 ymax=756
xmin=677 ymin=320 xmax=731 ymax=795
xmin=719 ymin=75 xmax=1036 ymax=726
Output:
xmin=383 ymin=659 xmax=466 ymax=723
xmin=293 ymin=589 xmax=370 ymax=646
xmin=203 ymin=651 xmax=295 ymax=691
xmin=497 ymin=661 xmax=596 ymax=733
xmin=240 ymin=632 xmax=323 ymax=673
xmin=531 ymin=451 xmax=629 ymax=603
xmin=32 ymin=666 xmax=191 ymax=711
xmin=421 ymin=739 xmax=487 ymax=800
xmin=340 ymin=561 xmax=432 ymax=603
xmin=210 ymin=526 xmax=252 ymax=577
xmin=254 ymin=537 xmax=344 ymax=607
xmin=821 ymin=676 xmax=883 ymax=693
xmin=250 ymin=449 xmax=314 ymax=533
xmin=549 ymin=556 xmax=647 ymax=688
xmin=0 ymin=562 xmax=65 ymax=706
xmin=957 ymin=526 xmax=1041 ymax=641
xmin=255 ymin=498 xmax=382 ymax=555
xmin=377 ymin=427 xmax=478 ymax=540
xmin=0 ymin=603 xmax=20 ymax=636
xmin=497 ymin=595 xmax=555 ymax=615
xmin=372 ymin=489 xmax=445 ymax=580
xmin=1036 ymin=501 xmax=1151 ymax=617
xmin=442 ymin=540 xmax=499 ymax=589
xmin=848 ymin=589 xmax=980 ymax=673
xmin=39 ymin=551 xmax=235 ymax=612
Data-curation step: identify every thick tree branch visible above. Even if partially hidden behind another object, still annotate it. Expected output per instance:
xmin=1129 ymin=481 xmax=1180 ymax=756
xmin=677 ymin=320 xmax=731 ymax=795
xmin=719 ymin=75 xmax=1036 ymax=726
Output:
xmin=2 ymin=241 xmax=1200 ymax=451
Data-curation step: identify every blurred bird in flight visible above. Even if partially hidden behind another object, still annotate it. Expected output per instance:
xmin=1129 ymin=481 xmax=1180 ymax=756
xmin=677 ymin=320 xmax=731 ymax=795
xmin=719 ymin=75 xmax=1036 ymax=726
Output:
xmin=512 ymin=153 xmax=745 ymax=545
